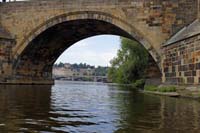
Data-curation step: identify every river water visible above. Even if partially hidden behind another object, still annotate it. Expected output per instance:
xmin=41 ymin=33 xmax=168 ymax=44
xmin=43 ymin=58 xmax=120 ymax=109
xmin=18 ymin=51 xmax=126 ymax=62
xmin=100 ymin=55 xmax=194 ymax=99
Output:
xmin=0 ymin=81 xmax=200 ymax=133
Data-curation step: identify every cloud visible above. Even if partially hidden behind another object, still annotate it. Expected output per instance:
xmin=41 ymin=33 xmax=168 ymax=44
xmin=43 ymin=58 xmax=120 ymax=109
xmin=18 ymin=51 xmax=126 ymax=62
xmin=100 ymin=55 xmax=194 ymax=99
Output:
xmin=56 ymin=35 xmax=120 ymax=66
xmin=56 ymin=48 xmax=118 ymax=66
xmin=75 ymin=41 xmax=89 ymax=47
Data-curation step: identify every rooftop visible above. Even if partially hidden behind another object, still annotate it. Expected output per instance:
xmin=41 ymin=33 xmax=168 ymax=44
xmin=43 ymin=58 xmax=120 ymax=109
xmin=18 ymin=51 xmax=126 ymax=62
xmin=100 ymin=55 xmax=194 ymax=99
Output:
xmin=165 ymin=19 xmax=200 ymax=45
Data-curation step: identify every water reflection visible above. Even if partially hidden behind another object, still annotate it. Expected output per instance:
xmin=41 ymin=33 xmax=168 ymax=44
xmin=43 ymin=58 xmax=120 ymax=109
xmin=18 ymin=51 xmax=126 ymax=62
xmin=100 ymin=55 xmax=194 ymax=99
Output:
xmin=108 ymin=86 xmax=162 ymax=132
xmin=0 ymin=85 xmax=51 ymax=132
xmin=0 ymin=81 xmax=199 ymax=132
xmin=111 ymin=86 xmax=200 ymax=133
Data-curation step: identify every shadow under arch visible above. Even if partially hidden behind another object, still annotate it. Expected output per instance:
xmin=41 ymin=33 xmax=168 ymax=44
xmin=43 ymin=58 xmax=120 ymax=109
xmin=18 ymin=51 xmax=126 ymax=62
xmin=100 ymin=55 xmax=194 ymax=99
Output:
xmin=14 ymin=11 xmax=160 ymax=63
xmin=12 ymin=11 xmax=162 ymax=84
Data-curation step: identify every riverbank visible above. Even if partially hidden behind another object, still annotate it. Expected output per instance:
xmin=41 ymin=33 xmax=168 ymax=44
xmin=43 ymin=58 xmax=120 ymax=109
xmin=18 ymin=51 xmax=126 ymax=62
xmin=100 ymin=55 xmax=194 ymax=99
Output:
xmin=143 ymin=91 xmax=180 ymax=97
xmin=143 ymin=85 xmax=200 ymax=99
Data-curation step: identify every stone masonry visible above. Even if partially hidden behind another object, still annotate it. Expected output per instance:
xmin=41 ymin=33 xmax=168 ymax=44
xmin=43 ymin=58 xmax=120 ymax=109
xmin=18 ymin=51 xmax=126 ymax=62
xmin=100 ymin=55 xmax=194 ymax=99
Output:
xmin=163 ymin=20 xmax=200 ymax=85
xmin=0 ymin=0 xmax=199 ymax=84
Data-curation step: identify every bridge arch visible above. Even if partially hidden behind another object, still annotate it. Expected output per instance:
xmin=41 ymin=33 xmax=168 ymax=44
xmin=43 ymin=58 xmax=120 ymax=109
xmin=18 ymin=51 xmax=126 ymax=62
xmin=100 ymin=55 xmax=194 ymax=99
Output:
xmin=12 ymin=11 xmax=161 ymax=84
xmin=14 ymin=11 xmax=160 ymax=63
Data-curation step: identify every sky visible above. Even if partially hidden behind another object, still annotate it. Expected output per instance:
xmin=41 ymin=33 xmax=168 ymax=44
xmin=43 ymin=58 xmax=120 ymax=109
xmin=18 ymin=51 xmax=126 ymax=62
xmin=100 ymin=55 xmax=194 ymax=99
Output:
xmin=55 ymin=35 xmax=121 ymax=67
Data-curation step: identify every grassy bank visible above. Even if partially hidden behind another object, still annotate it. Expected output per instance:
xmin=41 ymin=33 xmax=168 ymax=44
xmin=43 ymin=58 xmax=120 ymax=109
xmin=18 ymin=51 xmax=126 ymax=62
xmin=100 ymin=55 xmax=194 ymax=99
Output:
xmin=143 ymin=85 xmax=179 ymax=97
xmin=144 ymin=85 xmax=200 ymax=99
xmin=144 ymin=85 xmax=176 ymax=92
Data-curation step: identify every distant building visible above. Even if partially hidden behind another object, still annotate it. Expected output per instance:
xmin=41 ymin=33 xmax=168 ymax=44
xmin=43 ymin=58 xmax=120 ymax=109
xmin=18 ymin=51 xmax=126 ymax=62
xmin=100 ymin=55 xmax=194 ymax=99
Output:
xmin=52 ymin=63 xmax=108 ymax=82
xmin=64 ymin=63 xmax=71 ymax=69
xmin=53 ymin=66 xmax=73 ymax=78
xmin=79 ymin=68 xmax=95 ymax=76
xmin=53 ymin=63 xmax=96 ymax=79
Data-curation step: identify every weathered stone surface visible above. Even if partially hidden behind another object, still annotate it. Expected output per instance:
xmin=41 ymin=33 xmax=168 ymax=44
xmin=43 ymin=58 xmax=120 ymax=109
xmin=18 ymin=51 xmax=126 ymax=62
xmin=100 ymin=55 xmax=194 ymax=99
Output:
xmin=0 ymin=26 xmax=13 ymax=39
xmin=163 ymin=33 xmax=200 ymax=85
xmin=0 ymin=0 xmax=199 ymax=84
xmin=0 ymin=38 xmax=15 ymax=82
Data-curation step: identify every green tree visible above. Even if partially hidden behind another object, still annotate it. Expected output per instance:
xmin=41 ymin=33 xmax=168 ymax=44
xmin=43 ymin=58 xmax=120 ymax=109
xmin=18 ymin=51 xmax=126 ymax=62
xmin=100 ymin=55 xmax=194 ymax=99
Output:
xmin=57 ymin=62 xmax=64 ymax=68
xmin=95 ymin=66 xmax=108 ymax=76
xmin=108 ymin=38 xmax=148 ymax=84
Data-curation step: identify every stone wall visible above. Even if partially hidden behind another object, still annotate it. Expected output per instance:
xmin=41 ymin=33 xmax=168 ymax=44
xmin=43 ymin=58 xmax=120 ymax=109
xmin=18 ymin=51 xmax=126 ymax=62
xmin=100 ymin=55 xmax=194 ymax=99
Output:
xmin=163 ymin=34 xmax=200 ymax=85
xmin=146 ymin=55 xmax=162 ymax=85
xmin=0 ymin=0 xmax=199 ymax=84
xmin=0 ymin=38 xmax=14 ymax=82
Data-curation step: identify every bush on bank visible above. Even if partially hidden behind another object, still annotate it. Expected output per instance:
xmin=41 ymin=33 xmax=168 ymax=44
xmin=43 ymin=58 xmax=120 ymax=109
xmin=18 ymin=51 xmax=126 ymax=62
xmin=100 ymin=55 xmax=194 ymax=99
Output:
xmin=108 ymin=38 xmax=149 ymax=85
xmin=131 ymin=79 xmax=146 ymax=88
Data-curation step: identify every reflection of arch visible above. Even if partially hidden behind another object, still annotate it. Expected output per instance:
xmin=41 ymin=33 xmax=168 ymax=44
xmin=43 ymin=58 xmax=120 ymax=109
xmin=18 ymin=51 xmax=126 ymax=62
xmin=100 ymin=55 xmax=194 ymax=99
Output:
xmin=14 ymin=11 xmax=160 ymax=64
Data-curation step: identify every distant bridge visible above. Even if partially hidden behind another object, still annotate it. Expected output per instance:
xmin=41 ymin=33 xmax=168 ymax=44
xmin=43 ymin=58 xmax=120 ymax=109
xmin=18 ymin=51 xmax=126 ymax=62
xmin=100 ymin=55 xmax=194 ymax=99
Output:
xmin=54 ymin=75 xmax=108 ymax=82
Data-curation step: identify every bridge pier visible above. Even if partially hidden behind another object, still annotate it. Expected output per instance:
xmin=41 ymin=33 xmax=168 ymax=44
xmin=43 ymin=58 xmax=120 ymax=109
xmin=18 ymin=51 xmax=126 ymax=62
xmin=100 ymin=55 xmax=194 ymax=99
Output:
xmin=0 ymin=34 xmax=54 ymax=84
xmin=3 ymin=79 xmax=55 ymax=85
xmin=0 ymin=33 xmax=15 ymax=83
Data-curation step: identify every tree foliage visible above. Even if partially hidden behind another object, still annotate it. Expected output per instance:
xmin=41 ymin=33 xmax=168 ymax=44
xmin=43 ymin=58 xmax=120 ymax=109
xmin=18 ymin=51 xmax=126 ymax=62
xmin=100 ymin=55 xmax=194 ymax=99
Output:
xmin=95 ymin=66 xmax=108 ymax=76
xmin=108 ymin=38 xmax=149 ymax=84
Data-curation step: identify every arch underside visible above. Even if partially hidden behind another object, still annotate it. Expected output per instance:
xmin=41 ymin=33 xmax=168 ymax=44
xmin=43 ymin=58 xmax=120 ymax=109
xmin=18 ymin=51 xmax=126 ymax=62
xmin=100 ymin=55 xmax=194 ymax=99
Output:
xmin=13 ymin=19 xmax=161 ymax=83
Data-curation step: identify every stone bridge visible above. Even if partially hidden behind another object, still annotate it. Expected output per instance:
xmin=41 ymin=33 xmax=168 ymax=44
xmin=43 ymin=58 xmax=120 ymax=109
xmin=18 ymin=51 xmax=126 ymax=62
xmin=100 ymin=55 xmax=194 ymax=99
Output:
xmin=0 ymin=0 xmax=199 ymax=85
